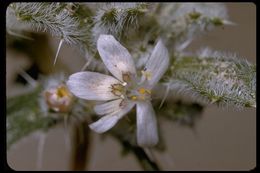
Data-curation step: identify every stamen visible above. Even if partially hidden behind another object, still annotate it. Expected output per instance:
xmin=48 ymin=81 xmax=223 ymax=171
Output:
xmin=122 ymin=73 xmax=131 ymax=82
xmin=146 ymin=89 xmax=151 ymax=94
xmin=131 ymin=96 xmax=137 ymax=100
xmin=138 ymin=88 xmax=146 ymax=94
xmin=111 ymin=90 xmax=122 ymax=96
xmin=56 ymin=86 xmax=70 ymax=98
xmin=141 ymin=70 xmax=152 ymax=80
xmin=112 ymin=84 xmax=124 ymax=91
xmin=111 ymin=84 xmax=125 ymax=97
xmin=138 ymin=88 xmax=151 ymax=95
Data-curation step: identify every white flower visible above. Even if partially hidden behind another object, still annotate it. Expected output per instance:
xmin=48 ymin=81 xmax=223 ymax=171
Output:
xmin=67 ymin=35 xmax=169 ymax=147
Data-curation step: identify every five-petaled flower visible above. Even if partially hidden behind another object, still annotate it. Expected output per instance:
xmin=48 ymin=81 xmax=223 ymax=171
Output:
xmin=67 ymin=35 xmax=169 ymax=147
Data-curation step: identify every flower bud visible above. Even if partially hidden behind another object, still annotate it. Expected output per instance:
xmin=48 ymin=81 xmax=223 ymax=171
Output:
xmin=44 ymin=84 xmax=74 ymax=113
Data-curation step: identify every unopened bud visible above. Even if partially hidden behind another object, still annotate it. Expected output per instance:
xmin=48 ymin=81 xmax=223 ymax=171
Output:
xmin=44 ymin=84 xmax=74 ymax=113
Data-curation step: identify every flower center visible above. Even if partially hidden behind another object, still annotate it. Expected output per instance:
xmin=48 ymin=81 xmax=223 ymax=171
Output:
xmin=129 ymin=87 xmax=151 ymax=101
xmin=56 ymin=85 xmax=71 ymax=98
xmin=110 ymin=73 xmax=152 ymax=101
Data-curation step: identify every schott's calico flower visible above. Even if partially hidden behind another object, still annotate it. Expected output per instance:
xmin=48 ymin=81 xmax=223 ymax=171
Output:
xmin=67 ymin=35 xmax=169 ymax=147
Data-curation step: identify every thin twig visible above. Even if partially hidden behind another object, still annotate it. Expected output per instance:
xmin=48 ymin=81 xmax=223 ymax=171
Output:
xmin=36 ymin=133 xmax=46 ymax=170
xmin=70 ymin=120 xmax=92 ymax=171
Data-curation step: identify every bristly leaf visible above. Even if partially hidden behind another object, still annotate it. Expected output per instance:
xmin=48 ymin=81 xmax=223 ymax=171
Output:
xmin=165 ymin=49 xmax=256 ymax=109
xmin=91 ymin=3 xmax=148 ymax=42
xmin=155 ymin=3 xmax=232 ymax=52
xmin=7 ymin=3 xmax=94 ymax=52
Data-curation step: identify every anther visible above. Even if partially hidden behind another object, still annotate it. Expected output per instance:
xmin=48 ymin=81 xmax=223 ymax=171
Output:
xmin=112 ymin=90 xmax=122 ymax=96
xmin=131 ymin=96 xmax=137 ymax=100
xmin=141 ymin=70 xmax=152 ymax=80
xmin=56 ymin=86 xmax=70 ymax=98
xmin=138 ymin=88 xmax=146 ymax=94
xmin=138 ymin=88 xmax=151 ymax=95
xmin=122 ymin=73 xmax=131 ymax=82
xmin=112 ymin=84 xmax=124 ymax=91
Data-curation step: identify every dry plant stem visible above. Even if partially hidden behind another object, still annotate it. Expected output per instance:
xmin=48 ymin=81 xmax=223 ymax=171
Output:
xmin=70 ymin=120 xmax=92 ymax=171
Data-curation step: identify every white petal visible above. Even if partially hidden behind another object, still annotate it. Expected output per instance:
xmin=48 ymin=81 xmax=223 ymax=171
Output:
xmin=67 ymin=72 xmax=120 ymax=101
xmin=136 ymin=101 xmax=158 ymax=147
xmin=89 ymin=101 xmax=135 ymax=133
xmin=97 ymin=34 xmax=136 ymax=81
xmin=143 ymin=40 xmax=169 ymax=87
xmin=94 ymin=99 xmax=123 ymax=116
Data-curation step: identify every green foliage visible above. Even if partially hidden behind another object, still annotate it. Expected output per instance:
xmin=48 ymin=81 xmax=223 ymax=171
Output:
xmin=6 ymin=87 xmax=59 ymax=149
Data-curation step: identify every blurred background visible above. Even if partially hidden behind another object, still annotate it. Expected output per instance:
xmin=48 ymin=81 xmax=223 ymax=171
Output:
xmin=6 ymin=3 xmax=256 ymax=171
